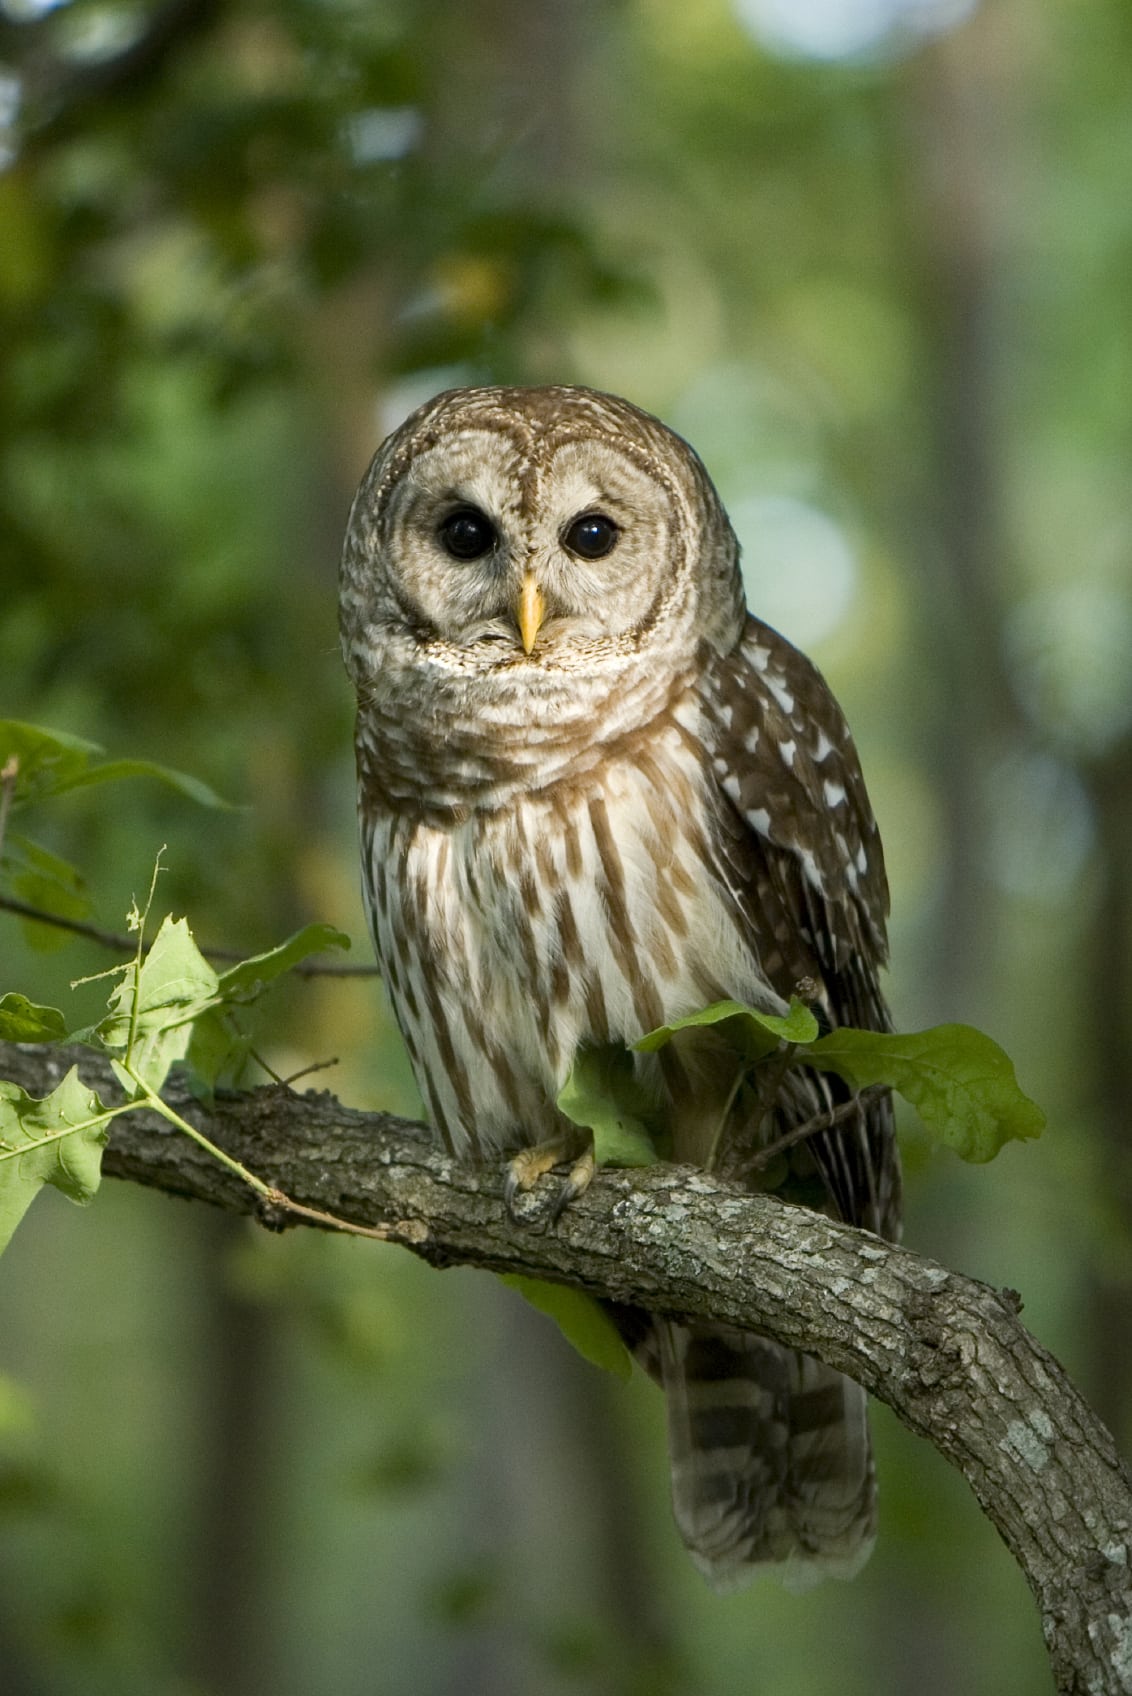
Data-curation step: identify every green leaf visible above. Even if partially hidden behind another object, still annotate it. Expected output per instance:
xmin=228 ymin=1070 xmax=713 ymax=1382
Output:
xmin=184 ymin=1007 xmax=252 ymax=1096
xmin=180 ymin=925 xmax=348 ymax=1092
xmin=216 ymin=923 xmax=351 ymax=1000
xmin=556 ymin=1045 xmax=660 ymax=1167
xmin=634 ymin=995 xmax=820 ymax=1057
xmin=0 ymin=1068 xmax=110 ymax=1253
xmin=804 ymin=1024 xmax=1045 ymax=1162
xmin=98 ymin=916 xmax=220 ymax=1093
xmin=62 ymin=758 xmax=230 ymax=810
xmin=0 ymin=994 xmax=67 ymax=1043
xmin=499 ymin=1275 xmax=633 ymax=1379
xmin=0 ymin=721 xmax=229 ymax=812
xmin=2 ymin=834 xmax=91 ymax=953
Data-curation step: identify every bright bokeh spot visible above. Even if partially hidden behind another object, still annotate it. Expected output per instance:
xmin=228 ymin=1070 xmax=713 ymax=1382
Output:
xmin=982 ymin=751 xmax=1095 ymax=903
xmin=731 ymin=494 xmax=859 ymax=648
xmin=732 ymin=0 xmax=979 ymax=60
xmin=1006 ymin=584 xmax=1132 ymax=757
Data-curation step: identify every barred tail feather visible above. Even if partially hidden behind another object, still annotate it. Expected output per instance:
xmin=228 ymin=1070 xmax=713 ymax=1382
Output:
xmin=657 ymin=1321 xmax=877 ymax=1592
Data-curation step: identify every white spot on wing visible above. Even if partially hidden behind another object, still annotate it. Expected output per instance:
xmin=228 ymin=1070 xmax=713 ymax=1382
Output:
xmin=748 ymin=807 xmax=772 ymax=836
xmin=823 ymin=779 xmax=846 ymax=807
xmin=814 ymin=730 xmax=834 ymax=762
xmin=764 ymin=674 xmax=795 ymax=715
xmin=779 ymin=739 xmax=796 ymax=768
xmin=798 ymin=846 xmax=825 ymax=892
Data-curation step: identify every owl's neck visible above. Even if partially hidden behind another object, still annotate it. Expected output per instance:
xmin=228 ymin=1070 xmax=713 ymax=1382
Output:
xmin=354 ymin=649 xmax=699 ymax=823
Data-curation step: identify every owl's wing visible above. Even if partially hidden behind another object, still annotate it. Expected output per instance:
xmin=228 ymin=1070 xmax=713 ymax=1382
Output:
xmin=696 ymin=613 xmax=899 ymax=1237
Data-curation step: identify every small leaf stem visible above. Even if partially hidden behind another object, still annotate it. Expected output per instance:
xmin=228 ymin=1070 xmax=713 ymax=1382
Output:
xmin=0 ymin=1104 xmax=125 ymax=1161
xmin=122 ymin=1064 xmax=274 ymax=1198
xmin=119 ymin=1062 xmax=412 ymax=1241
xmin=124 ymin=852 xmax=165 ymax=1064
xmin=704 ymin=1060 xmax=748 ymax=1173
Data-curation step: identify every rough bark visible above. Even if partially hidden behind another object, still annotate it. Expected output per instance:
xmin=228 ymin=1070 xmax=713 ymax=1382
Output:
xmin=3 ymin=1039 xmax=1130 ymax=1695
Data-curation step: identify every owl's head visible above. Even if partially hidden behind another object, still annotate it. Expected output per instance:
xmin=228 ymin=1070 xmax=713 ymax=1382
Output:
xmin=339 ymin=386 xmax=745 ymax=692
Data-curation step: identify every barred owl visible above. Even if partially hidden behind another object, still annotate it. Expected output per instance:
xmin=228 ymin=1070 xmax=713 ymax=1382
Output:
xmin=340 ymin=385 xmax=900 ymax=1590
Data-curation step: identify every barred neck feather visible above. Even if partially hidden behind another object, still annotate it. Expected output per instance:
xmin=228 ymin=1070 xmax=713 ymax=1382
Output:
xmin=354 ymin=640 xmax=703 ymax=819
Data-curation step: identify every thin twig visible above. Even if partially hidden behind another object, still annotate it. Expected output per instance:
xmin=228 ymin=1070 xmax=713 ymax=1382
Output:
xmin=749 ymin=1041 xmax=798 ymax=1138
xmin=249 ymin=1049 xmax=340 ymax=1090
xmin=751 ymin=1086 xmax=888 ymax=1171
xmin=260 ymin=1187 xmax=427 ymax=1244
xmin=0 ymin=893 xmax=380 ymax=978
xmin=704 ymin=1059 xmax=747 ymax=1173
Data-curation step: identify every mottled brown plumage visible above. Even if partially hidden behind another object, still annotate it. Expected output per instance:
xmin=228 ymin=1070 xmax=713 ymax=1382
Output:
xmin=340 ymin=384 xmax=900 ymax=1588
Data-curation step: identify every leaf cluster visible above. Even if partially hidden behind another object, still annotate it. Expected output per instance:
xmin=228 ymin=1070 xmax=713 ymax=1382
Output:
xmin=560 ymin=997 xmax=1044 ymax=1170
xmin=0 ymin=862 xmax=348 ymax=1255
xmin=0 ymin=721 xmax=228 ymax=953
xmin=518 ymin=996 xmax=1045 ymax=1374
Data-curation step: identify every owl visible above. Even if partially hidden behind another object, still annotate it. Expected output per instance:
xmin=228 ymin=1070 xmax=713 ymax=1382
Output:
xmin=340 ymin=385 xmax=900 ymax=1590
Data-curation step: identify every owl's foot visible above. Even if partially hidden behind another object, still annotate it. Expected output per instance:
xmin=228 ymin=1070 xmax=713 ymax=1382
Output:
xmin=504 ymin=1129 xmax=596 ymax=1225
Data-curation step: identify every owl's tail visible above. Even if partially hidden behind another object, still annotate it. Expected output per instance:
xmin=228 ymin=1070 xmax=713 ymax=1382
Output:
xmin=655 ymin=1320 xmax=877 ymax=1591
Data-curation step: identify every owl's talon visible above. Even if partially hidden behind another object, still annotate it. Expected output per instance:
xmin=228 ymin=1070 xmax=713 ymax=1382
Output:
xmin=547 ymin=1147 xmax=596 ymax=1222
xmin=504 ymin=1130 xmax=594 ymax=1224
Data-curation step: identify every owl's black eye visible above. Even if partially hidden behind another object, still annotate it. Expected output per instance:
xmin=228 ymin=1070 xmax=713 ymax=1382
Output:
xmin=438 ymin=507 xmax=496 ymax=560
xmin=563 ymin=512 xmax=619 ymax=560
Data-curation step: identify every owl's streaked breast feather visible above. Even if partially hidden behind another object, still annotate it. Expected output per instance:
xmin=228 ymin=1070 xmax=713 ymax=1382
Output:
xmin=359 ymin=690 xmax=790 ymax=1162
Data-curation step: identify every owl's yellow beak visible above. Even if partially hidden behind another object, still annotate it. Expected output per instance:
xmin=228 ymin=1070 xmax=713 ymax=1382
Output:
xmin=517 ymin=572 xmax=545 ymax=654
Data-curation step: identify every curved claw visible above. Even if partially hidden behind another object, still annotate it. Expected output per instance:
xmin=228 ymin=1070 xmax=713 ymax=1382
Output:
xmin=504 ymin=1129 xmax=595 ymax=1224
xmin=547 ymin=1146 xmax=596 ymax=1223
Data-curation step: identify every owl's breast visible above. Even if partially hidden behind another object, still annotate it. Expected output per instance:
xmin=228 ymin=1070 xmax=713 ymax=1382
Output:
xmin=360 ymin=718 xmax=785 ymax=1162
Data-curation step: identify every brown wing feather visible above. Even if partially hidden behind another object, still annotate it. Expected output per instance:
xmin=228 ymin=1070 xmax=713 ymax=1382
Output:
xmin=699 ymin=614 xmax=900 ymax=1241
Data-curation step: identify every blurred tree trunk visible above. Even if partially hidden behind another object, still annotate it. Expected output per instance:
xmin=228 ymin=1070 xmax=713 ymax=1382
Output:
xmin=884 ymin=26 xmax=1025 ymax=1696
xmin=895 ymin=20 xmax=1017 ymax=1028
xmin=1083 ymin=745 xmax=1132 ymax=1441
xmin=895 ymin=0 xmax=1132 ymax=1562
xmin=188 ymin=1211 xmax=282 ymax=1696
xmin=448 ymin=1284 xmax=675 ymax=1696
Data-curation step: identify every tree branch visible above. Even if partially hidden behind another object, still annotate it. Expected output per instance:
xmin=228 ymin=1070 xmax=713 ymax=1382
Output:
xmin=0 ymin=895 xmax=379 ymax=977
xmin=2 ymin=1039 xmax=1129 ymax=1695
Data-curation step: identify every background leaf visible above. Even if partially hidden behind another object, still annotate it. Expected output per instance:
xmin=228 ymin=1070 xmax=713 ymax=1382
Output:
xmin=556 ymin=1046 xmax=660 ymax=1167
xmin=0 ymin=722 xmax=229 ymax=812
xmin=0 ymin=995 xmax=67 ymax=1044
xmin=498 ymin=1276 xmax=633 ymax=1380
xmin=216 ymin=924 xmax=351 ymax=1000
xmin=804 ymin=1024 xmax=1046 ymax=1162
xmin=2 ymin=833 xmax=91 ymax=953
xmin=183 ymin=1008 xmax=253 ymax=1097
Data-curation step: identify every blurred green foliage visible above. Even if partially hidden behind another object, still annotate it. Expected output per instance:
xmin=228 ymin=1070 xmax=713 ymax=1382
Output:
xmin=2 ymin=0 xmax=1131 ymax=1692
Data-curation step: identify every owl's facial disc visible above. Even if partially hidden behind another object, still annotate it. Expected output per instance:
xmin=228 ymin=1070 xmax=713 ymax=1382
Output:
xmin=373 ymin=423 xmax=694 ymax=663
